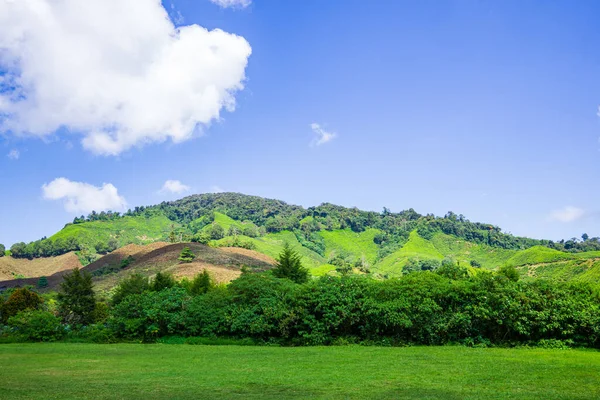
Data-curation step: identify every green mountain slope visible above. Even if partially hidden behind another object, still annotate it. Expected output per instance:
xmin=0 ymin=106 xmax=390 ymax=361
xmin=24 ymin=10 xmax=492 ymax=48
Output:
xmin=505 ymin=246 xmax=578 ymax=267
xmin=6 ymin=192 xmax=600 ymax=287
xmin=319 ymin=228 xmax=380 ymax=265
xmin=429 ymin=233 xmax=516 ymax=269
xmin=374 ymin=231 xmax=444 ymax=276
xmin=50 ymin=215 xmax=175 ymax=247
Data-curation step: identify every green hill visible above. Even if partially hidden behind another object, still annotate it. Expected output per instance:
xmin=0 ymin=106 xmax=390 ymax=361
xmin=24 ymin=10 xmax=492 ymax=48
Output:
xmin=319 ymin=228 xmax=380 ymax=265
xmin=5 ymin=192 xmax=600 ymax=287
xmin=374 ymin=231 xmax=444 ymax=276
xmin=50 ymin=215 xmax=175 ymax=247
xmin=505 ymin=246 xmax=576 ymax=267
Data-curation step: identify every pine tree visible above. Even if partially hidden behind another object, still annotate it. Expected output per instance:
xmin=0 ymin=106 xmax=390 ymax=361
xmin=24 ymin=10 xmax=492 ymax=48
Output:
xmin=178 ymin=247 xmax=196 ymax=263
xmin=57 ymin=268 xmax=96 ymax=325
xmin=151 ymin=272 xmax=176 ymax=291
xmin=190 ymin=270 xmax=212 ymax=295
xmin=272 ymin=242 xmax=309 ymax=284
xmin=37 ymin=276 xmax=48 ymax=288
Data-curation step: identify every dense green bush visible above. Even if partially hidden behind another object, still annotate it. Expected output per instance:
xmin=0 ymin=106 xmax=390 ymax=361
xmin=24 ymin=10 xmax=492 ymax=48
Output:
xmin=109 ymin=270 xmax=600 ymax=348
xmin=111 ymin=274 xmax=150 ymax=305
xmin=0 ymin=288 xmax=44 ymax=323
xmin=7 ymin=310 xmax=63 ymax=341
xmin=109 ymin=287 xmax=189 ymax=340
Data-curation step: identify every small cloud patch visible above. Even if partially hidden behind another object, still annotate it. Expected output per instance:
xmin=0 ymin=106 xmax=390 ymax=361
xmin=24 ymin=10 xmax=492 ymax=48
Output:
xmin=7 ymin=149 xmax=19 ymax=160
xmin=160 ymin=180 xmax=191 ymax=194
xmin=549 ymin=206 xmax=585 ymax=223
xmin=310 ymin=123 xmax=337 ymax=147
xmin=210 ymin=0 xmax=251 ymax=9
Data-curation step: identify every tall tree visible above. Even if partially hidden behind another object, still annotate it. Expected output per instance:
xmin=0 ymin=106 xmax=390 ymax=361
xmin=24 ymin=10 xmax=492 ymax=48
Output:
xmin=57 ymin=268 xmax=96 ymax=325
xmin=272 ymin=242 xmax=309 ymax=284
xmin=0 ymin=243 xmax=4 ymax=256
xmin=151 ymin=272 xmax=176 ymax=291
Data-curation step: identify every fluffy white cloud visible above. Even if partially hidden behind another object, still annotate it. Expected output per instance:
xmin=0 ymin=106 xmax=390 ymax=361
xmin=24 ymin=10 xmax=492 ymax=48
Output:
xmin=310 ymin=123 xmax=337 ymax=146
xmin=42 ymin=178 xmax=127 ymax=213
xmin=210 ymin=0 xmax=251 ymax=9
xmin=0 ymin=0 xmax=252 ymax=155
xmin=549 ymin=206 xmax=585 ymax=223
xmin=7 ymin=149 xmax=19 ymax=160
xmin=160 ymin=179 xmax=191 ymax=194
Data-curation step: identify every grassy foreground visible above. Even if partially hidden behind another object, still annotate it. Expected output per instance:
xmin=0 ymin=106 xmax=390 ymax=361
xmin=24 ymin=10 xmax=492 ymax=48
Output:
xmin=1 ymin=344 xmax=599 ymax=399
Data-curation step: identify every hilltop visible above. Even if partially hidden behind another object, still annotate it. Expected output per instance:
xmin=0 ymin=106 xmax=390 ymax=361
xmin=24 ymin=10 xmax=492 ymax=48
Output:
xmin=2 ymin=192 xmax=599 ymax=289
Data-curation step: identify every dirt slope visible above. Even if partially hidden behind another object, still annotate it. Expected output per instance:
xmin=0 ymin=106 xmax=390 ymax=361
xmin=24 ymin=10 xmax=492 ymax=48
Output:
xmin=0 ymin=243 xmax=275 ymax=292
xmin=0 ymin=252 xmax=82 ymax=281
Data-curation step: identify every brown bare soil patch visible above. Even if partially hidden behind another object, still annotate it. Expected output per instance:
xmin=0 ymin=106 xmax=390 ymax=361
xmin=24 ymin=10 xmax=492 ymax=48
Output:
xmin=219 ymin=247 xmax=276 ymax=264
xmin=0 ymin=242 xmax=275 ymax=293
xmin=0 ymin=252 xmax=82 ymax=281
xmin=168 ymin=262 xmax=242 ymax=284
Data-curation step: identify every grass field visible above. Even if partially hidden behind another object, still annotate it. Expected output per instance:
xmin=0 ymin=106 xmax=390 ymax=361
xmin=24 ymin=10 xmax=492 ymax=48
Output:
xmin=1 ymin=344 xmax=599 ymax=399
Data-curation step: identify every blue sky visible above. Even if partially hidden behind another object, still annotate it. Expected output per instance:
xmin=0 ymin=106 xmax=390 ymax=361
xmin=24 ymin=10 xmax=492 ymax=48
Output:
xmin=1 ymin=0 xmax=599 ymax=247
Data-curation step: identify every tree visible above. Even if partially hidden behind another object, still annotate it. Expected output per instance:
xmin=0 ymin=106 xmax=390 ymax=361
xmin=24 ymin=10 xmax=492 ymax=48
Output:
xmin=0 ymin=243 xmax=4 ymax=257
xmin=112 ymin=273 xmax=150 ymax=305
xmin=151 ymin=272 xmax=176 ymax=291
xmin=498 ymin=265 xmax=519 ymax=282
xmin=0 ymin=288 xmax=43 ymax=323
xmin=37 ymin=276 xmax=49 ymax=288
xmin=189 ymin=270 xmax=213 ymax=295
xmin=57 ymin=268 xmax=96 ymax=325
xmin=272 ymin=242 xmax=309 ymax=284
xmin=178 ymin=247 xmax=196 ymax=263
xmin=191 ymin=232 xmax=211 ymax=244
xmin=208 ymin=224 xmax=225 ymax=240
xmin=582 ymin=233 xmax=589 ymax=242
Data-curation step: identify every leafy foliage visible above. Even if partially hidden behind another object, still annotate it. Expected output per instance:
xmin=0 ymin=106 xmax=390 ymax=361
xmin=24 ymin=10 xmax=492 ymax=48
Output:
xmin=7 ymin=310 xmax=63 ymax=341
xmin=57 ymin=269 xmax=96 ymax=325
xmin=151 ymin=272 xmax=176 ymax=292
xmin=0 ymin=288 xmax=44 ymax=323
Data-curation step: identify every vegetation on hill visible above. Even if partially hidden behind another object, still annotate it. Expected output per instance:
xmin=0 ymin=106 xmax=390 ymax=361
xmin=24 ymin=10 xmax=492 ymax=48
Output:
xmin=4 ymin=193 xmax=600 ymax=287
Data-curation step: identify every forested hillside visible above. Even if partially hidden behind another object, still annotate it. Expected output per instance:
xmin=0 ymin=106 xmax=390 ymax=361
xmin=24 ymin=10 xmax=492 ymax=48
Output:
xmin=3 ymin=192 xmax=600 ymax=283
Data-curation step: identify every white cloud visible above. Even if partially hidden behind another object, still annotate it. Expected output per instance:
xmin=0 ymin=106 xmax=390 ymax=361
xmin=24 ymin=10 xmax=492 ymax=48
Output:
xmin=0 ymin=0 xmax=252 ymax=155
xmin=549 ymin=206 xmax=585 ymax=223
xmin=160 ymin=179 xmax=191 ymax=194
xmin=42 ymin=178 xmax=127 ymax=214
xmin=7 ymin=149 xmax=19 ymax=160
xmin=210 ymin=0 xmax=252 ymax=9
xmin=310 ymin=123 xmax=337 ymax=146
xmin=209 ymin=185 xmax=224 ymax=193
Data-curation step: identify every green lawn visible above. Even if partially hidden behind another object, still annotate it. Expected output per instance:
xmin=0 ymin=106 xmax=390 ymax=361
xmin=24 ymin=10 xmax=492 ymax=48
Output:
xmin=1 ymin=344 xmax=599 ymax=399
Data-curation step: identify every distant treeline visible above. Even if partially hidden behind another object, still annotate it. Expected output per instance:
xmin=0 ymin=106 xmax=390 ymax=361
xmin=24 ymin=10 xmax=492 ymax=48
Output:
xmin=9 ymin=192 xmax=600 ymax=259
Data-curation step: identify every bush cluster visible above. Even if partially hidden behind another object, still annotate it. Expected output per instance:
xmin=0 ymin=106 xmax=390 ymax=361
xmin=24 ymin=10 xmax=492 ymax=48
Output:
xmin=106 ymin=270 xmax=600 ymax=347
